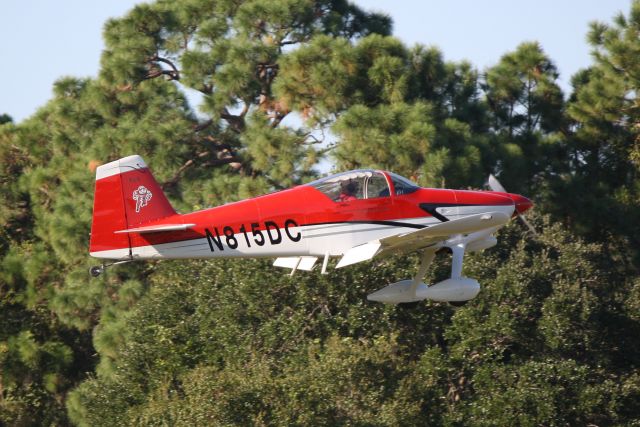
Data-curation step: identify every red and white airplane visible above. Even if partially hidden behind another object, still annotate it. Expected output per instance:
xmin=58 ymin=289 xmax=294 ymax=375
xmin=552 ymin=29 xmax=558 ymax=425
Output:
xmin=89 ymin=155 xmax=532 ymax=304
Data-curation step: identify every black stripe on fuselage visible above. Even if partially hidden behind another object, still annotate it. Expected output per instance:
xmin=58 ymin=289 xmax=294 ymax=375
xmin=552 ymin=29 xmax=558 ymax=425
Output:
xmin=122 ymin=220 xmax=427 ymax=252
xmin=304 ymin=220 xmax=427 ymax=230
xmin=419 ymin=202 xmax=490 ymax=222
xmin=419 ymin=203 xmax=451 ymax=222
xmin=124 ymin=206 xmax=493 ymax=253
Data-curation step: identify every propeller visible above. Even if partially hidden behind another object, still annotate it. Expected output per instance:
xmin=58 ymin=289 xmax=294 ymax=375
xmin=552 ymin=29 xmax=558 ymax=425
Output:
xmin=488 ymin=174 xmax=538 ymax=236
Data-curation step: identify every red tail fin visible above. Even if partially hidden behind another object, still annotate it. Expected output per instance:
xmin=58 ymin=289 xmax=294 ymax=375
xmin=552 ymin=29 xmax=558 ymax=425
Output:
xmin=89 ymin=155 xmax=176 ymax=258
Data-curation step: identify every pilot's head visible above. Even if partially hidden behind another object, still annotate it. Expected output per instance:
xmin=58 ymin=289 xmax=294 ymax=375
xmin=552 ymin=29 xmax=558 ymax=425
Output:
xmin=342 ymin=180 xmax=357 ymax=195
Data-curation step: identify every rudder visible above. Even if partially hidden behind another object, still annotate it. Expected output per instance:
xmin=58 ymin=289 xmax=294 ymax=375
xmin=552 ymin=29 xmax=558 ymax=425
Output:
xmin=89 ymin=155 xmax=176 ymax=259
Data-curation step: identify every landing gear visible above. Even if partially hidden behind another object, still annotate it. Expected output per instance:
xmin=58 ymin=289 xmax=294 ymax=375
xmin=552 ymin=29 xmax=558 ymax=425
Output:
xmin=411 ymin=250 xmax=436 ymax=291
xmin=89 ymin=258 xmax=133 ymax=278
xmin=449 ymin=300 xmax=468 ymax=307
xmin=366 ymin=250 xmax=436 ymax=304
xmin=89 ymin=265 xmax=104 ymax=277
xmin=450 ymin=243 xmax=465 ymax=279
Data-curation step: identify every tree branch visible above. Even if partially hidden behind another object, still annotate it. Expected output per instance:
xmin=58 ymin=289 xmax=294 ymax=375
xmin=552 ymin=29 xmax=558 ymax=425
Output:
xmin=318 ymin=143 xmax=337 ymax=155
xmin=239 ymin=102 xmax=250 ymax=118
xmin=154 ymin=56 xmax=180 ymax=80
xmin=144 ymin=68 xmax=180 ymax=81
xmin=161 ymin=152 xmax=242 ymax=189
xmin=221 ymin=108 xmax=245 ymax=132
xmin=270 ymin=112 xmax=288 ymax=128
xmin=280 ymin=39 xmax=302 ymax=46
xmin=193 ymin=119 xmax=214 ymax=132
xmin=303 ymin=130 xmax=325 ymax=145
xmin=143 ymin=55 xmax=180 ymax=81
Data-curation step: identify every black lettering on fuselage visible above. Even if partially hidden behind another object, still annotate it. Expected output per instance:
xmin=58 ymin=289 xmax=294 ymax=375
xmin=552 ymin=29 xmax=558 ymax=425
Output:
xmin=264 ymin=221 xmax=282 ymax=245
xmin=205 ymin=228 xmax=224 ymax=251
xmin=204 ymin=219 xmax=302 ymax=252
xmin=223 ymin=226 xmax=238 ymax=249
xmin=284 ymin=219 xmax=301 ymax=242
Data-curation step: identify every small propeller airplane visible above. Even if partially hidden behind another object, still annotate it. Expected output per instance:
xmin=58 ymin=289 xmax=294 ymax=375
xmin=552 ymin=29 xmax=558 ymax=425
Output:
xmin=89 ymin=155 xmax=533 ymax=304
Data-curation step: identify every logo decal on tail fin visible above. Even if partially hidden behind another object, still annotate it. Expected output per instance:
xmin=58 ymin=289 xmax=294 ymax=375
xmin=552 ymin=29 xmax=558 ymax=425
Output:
xmin=133 ymin=186 xmax=152 ymax=212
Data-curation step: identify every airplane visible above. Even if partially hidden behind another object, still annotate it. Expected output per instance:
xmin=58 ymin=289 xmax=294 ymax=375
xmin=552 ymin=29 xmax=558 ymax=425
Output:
xmin=89 ymin=155 xmax=533 ymax=304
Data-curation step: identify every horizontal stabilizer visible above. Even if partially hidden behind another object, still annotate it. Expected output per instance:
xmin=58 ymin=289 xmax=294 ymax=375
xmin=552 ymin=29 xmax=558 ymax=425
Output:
xmin=114 ymin=224 xmax=195 ymax=234
xmin=273 ymin=256 xmax=318 ymax=271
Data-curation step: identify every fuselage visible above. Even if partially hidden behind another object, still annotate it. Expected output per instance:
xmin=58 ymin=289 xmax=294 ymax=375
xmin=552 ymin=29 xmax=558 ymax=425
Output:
xmin=91 ymin=169 xmax=530 ymax=260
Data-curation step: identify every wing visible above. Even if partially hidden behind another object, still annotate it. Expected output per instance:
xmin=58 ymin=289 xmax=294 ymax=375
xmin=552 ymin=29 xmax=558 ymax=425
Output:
xmin=336 ymin=212 xmax=510 ymax=268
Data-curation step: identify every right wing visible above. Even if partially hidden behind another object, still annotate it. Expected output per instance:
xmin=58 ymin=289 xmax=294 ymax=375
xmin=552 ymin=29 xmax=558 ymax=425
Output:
xmin=336 ymin=212 xmax=510 ymax=268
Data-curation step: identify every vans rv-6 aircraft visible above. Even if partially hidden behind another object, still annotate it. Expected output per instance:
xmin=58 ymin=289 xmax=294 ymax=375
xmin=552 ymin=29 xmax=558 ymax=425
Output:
xmin=90 ymin=155 xmax=533 ymax=304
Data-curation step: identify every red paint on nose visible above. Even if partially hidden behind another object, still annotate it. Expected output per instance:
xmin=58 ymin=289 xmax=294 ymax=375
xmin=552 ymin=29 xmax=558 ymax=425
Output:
xmin=453 ymin=190 xmax=514 ymax=206
xmin=508 ymin=193 xmax=533 ymax=214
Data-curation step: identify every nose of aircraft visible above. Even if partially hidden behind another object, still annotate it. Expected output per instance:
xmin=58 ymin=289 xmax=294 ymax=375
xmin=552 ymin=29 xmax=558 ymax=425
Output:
xmin=508 ymin=193 xmax=533 ymax=214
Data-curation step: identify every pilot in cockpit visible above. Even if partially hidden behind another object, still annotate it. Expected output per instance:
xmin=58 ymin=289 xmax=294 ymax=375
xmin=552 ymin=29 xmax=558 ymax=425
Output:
xmin=338 ymin=180 xmax=358 ymax=202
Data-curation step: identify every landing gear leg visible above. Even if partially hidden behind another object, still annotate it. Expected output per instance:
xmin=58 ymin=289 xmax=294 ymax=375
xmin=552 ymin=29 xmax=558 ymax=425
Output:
xmin=448 ymin=243 xmax=469 ymax=307
xmin=450 ymin=243 xmax=466 ymax=279
xmin=409 ymin=250 xmax=436 ymax=296
xmin=89 ymin=259 xmax=133 ymax=278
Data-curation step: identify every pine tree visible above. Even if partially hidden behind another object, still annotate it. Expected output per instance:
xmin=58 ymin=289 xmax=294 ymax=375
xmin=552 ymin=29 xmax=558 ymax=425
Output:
xmin=64 ymin=218 xmax=640 ymax=426
xmin=278 ymin=35 xmax=492 ymax=188
xmin=1 ymin=0 xmax=391 ymax=424
xmin=561 ymin=1 xmax=640 ymax=250
xmin=482 ymin=42 xmax=566 ymax=194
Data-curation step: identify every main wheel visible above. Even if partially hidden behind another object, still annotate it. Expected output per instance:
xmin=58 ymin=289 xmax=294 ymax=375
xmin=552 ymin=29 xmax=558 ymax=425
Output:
xmin=89 ymin=266 xmax=103 ymax=277
xmin=449 ymin=300 xmax=468 ymax=307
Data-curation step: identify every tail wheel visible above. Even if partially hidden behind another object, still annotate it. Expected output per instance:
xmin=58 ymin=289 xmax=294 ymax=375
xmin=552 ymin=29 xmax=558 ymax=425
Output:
xmin=89 ymin=265 xmax=104 ymax=277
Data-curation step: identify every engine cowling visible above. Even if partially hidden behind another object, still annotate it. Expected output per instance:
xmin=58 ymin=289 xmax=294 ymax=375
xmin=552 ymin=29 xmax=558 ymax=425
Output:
xmin=416 ymin=277 xmax=480 ymax=302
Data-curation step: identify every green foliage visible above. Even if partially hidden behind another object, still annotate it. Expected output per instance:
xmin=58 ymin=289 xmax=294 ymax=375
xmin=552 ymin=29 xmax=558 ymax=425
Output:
xmin=0 ymin=114 xmax=12 ymax=125
xmin=484 ymin=42 xmax=564 ymax=137
xmin=558 ymin=1 xmax=640 ymax=250
xmin=62 ymin=219 xmax=640 ymax=426
xmin=481 ymin=42 xmax=567 ymax=195
xmin=333 ymin=102 xmax=445 ymax=185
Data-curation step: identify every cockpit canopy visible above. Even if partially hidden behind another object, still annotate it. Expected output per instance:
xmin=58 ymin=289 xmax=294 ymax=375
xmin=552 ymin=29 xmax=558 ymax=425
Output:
xmin=308 ymin=169 xmax=419 ymax=202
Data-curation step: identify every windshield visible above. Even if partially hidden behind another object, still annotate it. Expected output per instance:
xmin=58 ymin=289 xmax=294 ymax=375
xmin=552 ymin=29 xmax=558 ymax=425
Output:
xmin=388 ymin=172 xmax=419 ymax=195
xmin=308 ymin=170 xmax=391 ymax=202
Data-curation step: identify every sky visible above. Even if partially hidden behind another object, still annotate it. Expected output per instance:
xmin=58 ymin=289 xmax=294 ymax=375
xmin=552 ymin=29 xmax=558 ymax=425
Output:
xmin=0 ymin=0 xmax=633 ymax=123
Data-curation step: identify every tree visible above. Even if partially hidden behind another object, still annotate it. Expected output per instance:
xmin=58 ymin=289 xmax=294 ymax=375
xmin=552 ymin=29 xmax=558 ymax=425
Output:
xmin=0 ymin=1 xmax=391 ymax=424
xmin=560 ymin=2 xmax=640 ymax=251
xmin=64 ymin=217 xmax=640 ymax=426
xmin=481 ymin=42 xmax=566 ymax=195
xmin=484 ymin=42 xmax=564 ymax=138
xmin=277 ymin=35 xmax=491 ymax=188
xmin=98 ymin=0 xmax=390 ymax=191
